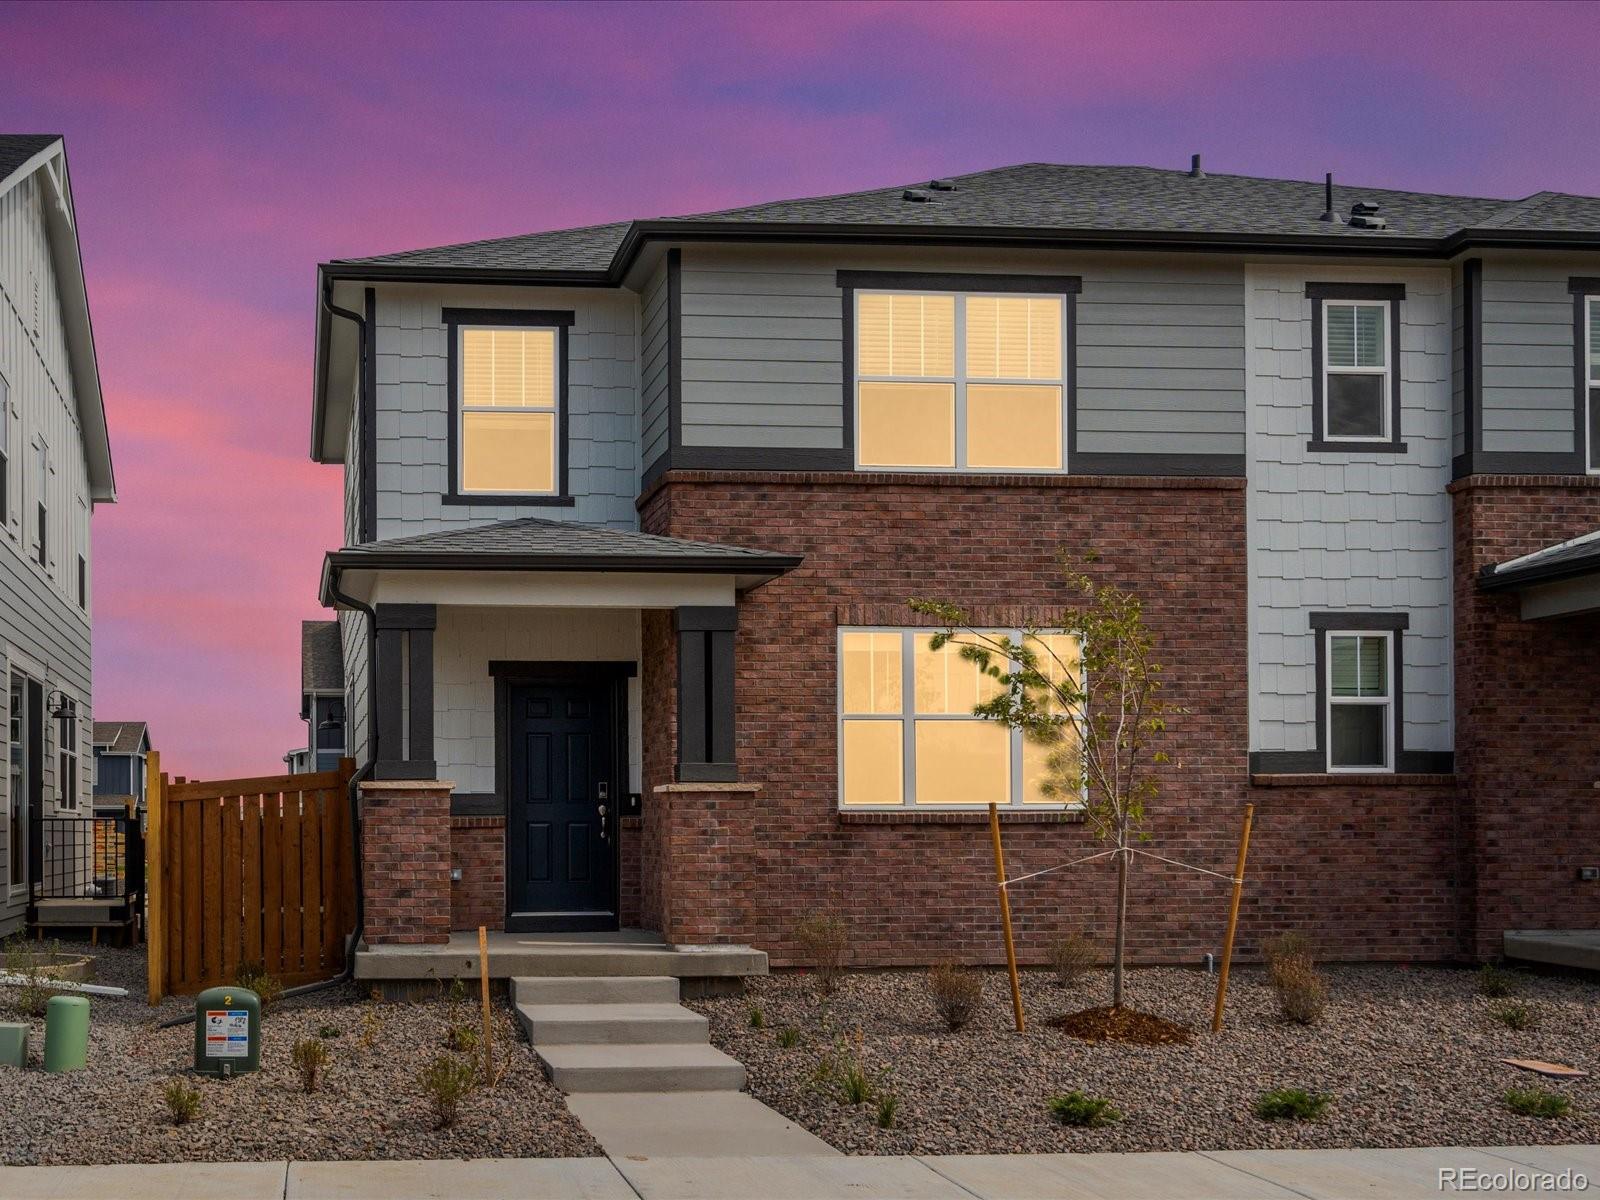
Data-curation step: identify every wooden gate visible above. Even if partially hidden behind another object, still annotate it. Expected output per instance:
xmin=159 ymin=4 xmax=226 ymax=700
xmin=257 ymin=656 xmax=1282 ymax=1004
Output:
xmin=146 ymin=752 xmax=356 ymax=1002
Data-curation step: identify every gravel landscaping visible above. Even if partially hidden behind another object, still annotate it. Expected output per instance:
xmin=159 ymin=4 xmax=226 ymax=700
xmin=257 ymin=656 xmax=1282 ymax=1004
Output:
xmin=0 ymin=942 xmax=597 ymax=1165
xmin=690 ymin=963 xmax=1600 ymax=1155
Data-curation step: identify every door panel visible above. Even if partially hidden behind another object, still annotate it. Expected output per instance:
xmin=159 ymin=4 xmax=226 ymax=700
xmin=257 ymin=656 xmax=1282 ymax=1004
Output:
xmin=506 ymin=679 xmax=615 ymax=930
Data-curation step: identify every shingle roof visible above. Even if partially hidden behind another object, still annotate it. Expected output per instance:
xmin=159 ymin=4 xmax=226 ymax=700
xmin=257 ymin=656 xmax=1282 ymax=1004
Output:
xmin=93 ymin=721 xmax=147 ymax=754
xmin=0 ymin=134 xmax=59 ymax=188
xmin=326 ymin=161 xmax=1600 ymax=274
xmin=1481 ymin=529 xmax=1600 ymax=590
xmin=301 ymin=620 xmax=344 ymax=694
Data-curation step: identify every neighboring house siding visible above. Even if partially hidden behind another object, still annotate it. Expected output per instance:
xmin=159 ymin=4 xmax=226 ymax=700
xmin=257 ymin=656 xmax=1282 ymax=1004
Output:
xmin=1478 ymin=254 xmax=1582 ymax=456
xmin=432 ymin=607 xmax=642 ymax=798
xmin=370 ymin=284 xmax=639 ymax=537
xmin=639 ymin=255 xmax=670 ymax=475
xmin=675 ymin=245 xmax=1245 ymax=462
xmin=0 ymin=167 xmax=95 ymax=931
xmin=1245 ymin=264 xmax=1454 ymax=760
xmin=95 ymin=753 xmax=131 ymax=795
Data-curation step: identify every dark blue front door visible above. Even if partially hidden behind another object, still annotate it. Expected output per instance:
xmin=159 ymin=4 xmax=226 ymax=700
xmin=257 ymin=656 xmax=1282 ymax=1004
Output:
xmin=506 ymin=681 xmax=615 ymax=931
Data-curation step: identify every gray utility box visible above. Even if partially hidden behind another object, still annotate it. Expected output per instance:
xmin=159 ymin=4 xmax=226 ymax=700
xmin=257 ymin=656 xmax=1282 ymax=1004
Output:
xmin=193 ymin=986 xmax=261 ymax=1077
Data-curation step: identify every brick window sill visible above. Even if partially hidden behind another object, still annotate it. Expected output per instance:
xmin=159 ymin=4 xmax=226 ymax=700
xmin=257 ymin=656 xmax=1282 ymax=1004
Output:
xmin=839 ymin=808 xmax=1087 ymax=826
xmin=1249 ymin=773 xmax=1455 ymax=788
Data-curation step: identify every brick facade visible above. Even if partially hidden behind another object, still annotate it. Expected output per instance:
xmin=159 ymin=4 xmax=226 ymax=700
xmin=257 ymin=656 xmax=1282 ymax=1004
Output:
xmin=358 ymin=780 xmax=452 ymax=945
xmin=1452 ymin=476 xmax=1600 ymax=958
xmin=449 ymin=815 xmax=505 ymax=932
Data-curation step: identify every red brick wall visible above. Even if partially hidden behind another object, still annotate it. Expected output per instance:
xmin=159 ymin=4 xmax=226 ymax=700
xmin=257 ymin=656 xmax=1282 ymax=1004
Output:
xmin=620 ymin=818 xmax=642 ymax=927
xmin=359 ymin=781 xmax=451 ymax=945
xmin=638 ymin=472 xmax=1466 ymax=967
xmin=1452 ymin=476 xmax=1600 ymax=958
xmin=450 ymin=816 xmax=505 ymax=932
xmin=640 ymin=608 xmax=675 ymax=934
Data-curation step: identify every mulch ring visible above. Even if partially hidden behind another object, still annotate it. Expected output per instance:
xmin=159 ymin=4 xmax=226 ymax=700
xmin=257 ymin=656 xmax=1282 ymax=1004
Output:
xmin=1049 ymin=1004 xmax=1193 ymax=1045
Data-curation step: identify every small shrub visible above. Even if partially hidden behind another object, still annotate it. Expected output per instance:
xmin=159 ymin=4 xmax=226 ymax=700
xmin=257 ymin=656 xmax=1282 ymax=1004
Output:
xmin=291 ymin=1037 xmax=329 ymax=1094
xmin=1254 ymin=1088 xmax=1331 ymax=1122
xmin=317 ymin=1023 xmax=343 ymax=1039
xmin=1263 ymin=932 xmax=1325 ymax=1025
xmin=163 ymin=1078 xmax=202 ymax=1126
xmin=747 ymin=1003 xmax=765 ymax=1029
xmin=235 ymin=963 xmax=284 ymax=1012
xmin=1504 ymin=1086 xmax=1571 ymax=1119
xmin=358 ymin=1006 xmax=384 ymax=1051
xmin=794 ymin=914 xmax=849 ymax=995
xmin=1478 ymin=963 xmax=1519 ymax=998
xmin=2 ymin=935 xmax=59 ymax=1017
xmin=1263 ymin=932 xmax=1317 ymax=989
xmin=776 ymin=1026 xmax=801 ymax=1049
xmin=814 ymin=1032 xmax=878 ymax=1105
xmin=839 ymin=1058 xmax=875 ymax=1105
xmin=1049 ymin=935 xmax=1097 ymax=988
xmin=1047 ymin=1090 xmax=1121 ymax=1128
xmin=1491 ymin=1001 xmax=1534 ymax=1031
xmin=418 ymin=1054 xmax=477 ymax=1128
xmin=927 ymin=962 xmax=983 ymax=1032
xmin=876 ymin=1092 xmax=899 ymax=1128
xmin=445 ymin=1022 xmax=479 ymax=1054
xmin=445 ymin=976 xmax=468 ymax=1004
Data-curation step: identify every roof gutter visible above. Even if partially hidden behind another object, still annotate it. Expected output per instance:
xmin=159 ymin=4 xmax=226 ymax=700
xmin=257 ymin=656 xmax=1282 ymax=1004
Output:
xmin=314 ymin=272 xmax=368 ymax=462
xmin=1477 ymin=554 xmax=1600 ymax=592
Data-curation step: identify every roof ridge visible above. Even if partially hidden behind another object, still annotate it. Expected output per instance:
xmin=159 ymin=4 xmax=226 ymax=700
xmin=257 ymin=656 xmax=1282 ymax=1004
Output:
xmin=1472 ymin=190 xmax=1564 ymax=230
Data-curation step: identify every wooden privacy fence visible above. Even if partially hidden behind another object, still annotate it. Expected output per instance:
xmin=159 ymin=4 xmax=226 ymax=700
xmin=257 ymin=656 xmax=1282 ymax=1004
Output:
xmin=146 ymin=752 xmax=357 ymax=1003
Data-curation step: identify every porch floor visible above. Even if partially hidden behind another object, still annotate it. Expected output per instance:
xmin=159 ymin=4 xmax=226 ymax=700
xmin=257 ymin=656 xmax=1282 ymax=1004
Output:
xmin=353 ymin=930 xmax=768 ymax=983
xmin=1503 ymin=929 xmax=1600 ymax=971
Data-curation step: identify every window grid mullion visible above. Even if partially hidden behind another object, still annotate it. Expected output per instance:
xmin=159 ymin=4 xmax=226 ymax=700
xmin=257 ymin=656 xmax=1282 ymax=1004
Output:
xmin=900 ymin=631 xmax=916 ymax=807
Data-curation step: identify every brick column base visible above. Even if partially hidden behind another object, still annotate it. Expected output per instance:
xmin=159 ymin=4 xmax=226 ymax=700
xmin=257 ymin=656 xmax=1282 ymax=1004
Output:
xmin=450 ymin=816 xmax=505 ymax=932
xmin=651 ymin=782 xmax=760 ymax=945
xmin=359 ymin=779 xmax=454 ymax=945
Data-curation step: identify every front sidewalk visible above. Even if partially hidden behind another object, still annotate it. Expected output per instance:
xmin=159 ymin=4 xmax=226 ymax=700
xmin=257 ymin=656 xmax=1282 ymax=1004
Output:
xmin=4 ymin=1144 xmax=1595 ymax=1199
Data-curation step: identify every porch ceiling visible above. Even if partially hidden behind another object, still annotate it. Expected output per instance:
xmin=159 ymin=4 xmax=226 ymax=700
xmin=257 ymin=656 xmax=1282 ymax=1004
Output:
xmin=320 ymin=515 xmax=802 ymax=608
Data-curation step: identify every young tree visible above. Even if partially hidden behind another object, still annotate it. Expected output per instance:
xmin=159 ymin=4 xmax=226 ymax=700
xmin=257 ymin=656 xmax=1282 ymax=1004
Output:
xmin=911 ymin=553 xmax=1179 ymax=1010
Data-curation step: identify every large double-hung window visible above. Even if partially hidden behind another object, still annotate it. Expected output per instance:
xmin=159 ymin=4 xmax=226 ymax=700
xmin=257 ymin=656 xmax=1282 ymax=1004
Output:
xmin=1586 ymin=295 xmax=1599 ymax=473
xmin=852 ymin=286 xmax=1069 ymax=472
xmin=838 ymin=628 xmax=1081 ymax=809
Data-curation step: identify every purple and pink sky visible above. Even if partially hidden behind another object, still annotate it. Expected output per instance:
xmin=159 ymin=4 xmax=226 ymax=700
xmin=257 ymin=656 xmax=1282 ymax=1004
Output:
xmin=4 ymin=0 xmax=1599 ymax=777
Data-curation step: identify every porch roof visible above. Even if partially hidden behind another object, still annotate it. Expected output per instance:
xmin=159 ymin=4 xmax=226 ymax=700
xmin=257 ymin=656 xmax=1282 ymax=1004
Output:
xmin=1479 ymin=528 xmax=1600 ymax=619
xmin=319 ymin=516 xmax=802 ymax=607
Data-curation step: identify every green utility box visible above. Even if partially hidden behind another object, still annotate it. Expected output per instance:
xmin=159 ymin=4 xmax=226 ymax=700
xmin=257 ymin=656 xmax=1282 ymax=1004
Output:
xmin=43 ymin=996 xmax=89 ymax=1072
xmin=0 ymin=1021 xmax=28 ymax=1068
xmin=194 ymin=986 xmax=261 ymax=1077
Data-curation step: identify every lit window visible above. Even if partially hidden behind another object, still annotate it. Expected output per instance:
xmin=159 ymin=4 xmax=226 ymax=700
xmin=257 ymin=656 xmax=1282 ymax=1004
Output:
xmin=458 ymin=326 xmax=558 ymax=495
xmin=1326 ymin=632 xmax=1392 ymax=771
xmin=839 ymin=628 xmax=1081 ymax=807
xmin=1321 ymin=301 xmax=1389 ymax=440
xmin=855 ymin=293 xmax=1064 ymax=471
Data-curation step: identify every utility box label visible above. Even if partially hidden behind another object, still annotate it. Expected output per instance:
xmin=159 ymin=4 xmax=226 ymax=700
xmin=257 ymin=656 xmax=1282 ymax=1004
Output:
xmin=205 ymin=1010 xmax=250 ymax=1058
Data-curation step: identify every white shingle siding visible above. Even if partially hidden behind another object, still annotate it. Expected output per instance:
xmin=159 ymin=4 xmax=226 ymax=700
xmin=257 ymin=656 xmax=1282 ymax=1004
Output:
xmin=432 ymin=607 xmax=641 ymax=795
xmin=369 ymin=284 xmax=639 ymax=537
xmin=1245 ymin=264 xmax=1454 ymax=759
xmin=0 ymin=165 xmax=96 ymax=930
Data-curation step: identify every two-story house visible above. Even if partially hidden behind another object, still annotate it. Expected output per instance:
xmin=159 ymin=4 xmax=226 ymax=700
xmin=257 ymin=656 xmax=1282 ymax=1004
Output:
xmin=0 ymin=135 xmax=115 ymax=936
xmin=92 ymin=720 xmax=150 ymax=815
xmin=284 ymin=619 xmax=346 ymax=774
xmin=311 ymin=161 xmax=1598 ymax=966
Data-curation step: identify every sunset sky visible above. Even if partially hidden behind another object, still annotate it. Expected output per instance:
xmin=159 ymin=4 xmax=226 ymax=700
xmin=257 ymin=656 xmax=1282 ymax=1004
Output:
xmin=4 ymin=0 xmax=1598 ymax=777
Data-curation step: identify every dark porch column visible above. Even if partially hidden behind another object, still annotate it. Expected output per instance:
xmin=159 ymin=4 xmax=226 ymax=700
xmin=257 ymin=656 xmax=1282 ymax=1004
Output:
xmin=675 ymin=606 xmax=736 ymax=782
xmin=374 ymin=603 xmax=436 ymax=780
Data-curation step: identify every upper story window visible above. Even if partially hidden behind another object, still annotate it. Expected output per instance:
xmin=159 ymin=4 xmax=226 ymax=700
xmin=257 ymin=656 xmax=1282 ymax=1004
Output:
xmin=0 ymin=372 xmax=9 ymax=532
xmin=444 ymin=308 xmax=574 ymax=506
xmin=838 ymin=627 xmax=1081 ymax=809
xmin=1586 ymin=295 xmax=1599 ymax=473
xmin=842 ymin=274 xmax=1079 ymax=474
xmin=1305 ymin=283 xmax=1406 ymax=453
xmin=33 ymin=439 xmax=47 ymax=570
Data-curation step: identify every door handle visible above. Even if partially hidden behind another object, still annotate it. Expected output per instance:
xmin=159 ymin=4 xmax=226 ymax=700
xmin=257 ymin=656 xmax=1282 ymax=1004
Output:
xmin=598 ymin=803 xmax=608 ymax=842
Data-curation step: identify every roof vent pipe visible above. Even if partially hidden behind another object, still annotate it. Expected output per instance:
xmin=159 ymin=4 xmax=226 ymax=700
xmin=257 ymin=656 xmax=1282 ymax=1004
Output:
xmin=1320 ymin=172 xmax=1340 ymax=222
xmin=1189 ymin=154 xmax=1204 ymax=179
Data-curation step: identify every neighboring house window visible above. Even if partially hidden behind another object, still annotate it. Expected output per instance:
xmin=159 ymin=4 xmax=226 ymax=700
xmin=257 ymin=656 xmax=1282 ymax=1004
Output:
xmin=838 ymin=628 xmax=1080 ymax=808
xmin=847 ymin=279 xmax=1076 ymax=473
xmin=1305 ymin=283 xmax=1406 ymax=452
xmin=76 ymin=495 xmax=87 ymax=609
xmin=34 ymin=440 xmax=47 ymax=568
xmin=0 ymin=372 xmax=9 ymax=531
xmin=1325 ymin=632 xmax=1392 ymax=771
xmin=444 ymin=308 xmax=574 ymax=504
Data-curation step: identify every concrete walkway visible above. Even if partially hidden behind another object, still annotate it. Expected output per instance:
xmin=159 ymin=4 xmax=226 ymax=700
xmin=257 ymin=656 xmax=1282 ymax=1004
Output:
xmin=3 ymin=1144 xmax=1595 ymax=1199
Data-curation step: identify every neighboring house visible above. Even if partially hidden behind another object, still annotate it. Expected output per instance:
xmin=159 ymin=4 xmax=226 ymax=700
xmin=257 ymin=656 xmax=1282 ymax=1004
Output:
xmin=310 ymin=160 xmax=1599 ymax=964
xmin=285 ymin=620 xmax=346 ymax=774
xmin=0 ymin=134 xmax=116 ymax=936
xmin=92 ymin=720 xmax=149 ymax=814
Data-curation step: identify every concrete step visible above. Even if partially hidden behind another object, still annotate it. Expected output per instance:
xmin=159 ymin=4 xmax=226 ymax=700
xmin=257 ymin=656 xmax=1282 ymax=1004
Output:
xmin=517 ymin=1002 xmax=709 ymax=1046
xmin=535 ymin=1042 xmax=746 ymax=1093
xmin=513 ymin=975 xmax=680 ymax=1006
xmin=357 ymin=935 xmax=767 ymax=982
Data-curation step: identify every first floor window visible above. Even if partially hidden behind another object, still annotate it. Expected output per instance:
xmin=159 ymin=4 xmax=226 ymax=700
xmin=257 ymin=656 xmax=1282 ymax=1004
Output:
xmin=1326 ymin=632 xmax=1392 ymax=771
xmin=57 ymin=696 xmax=77 ymax=810
xmin=838 ymin=627 xmax=1081 ymax=807
xmin=458 ymin=324 xmax=559 ymax=495
xmin=8 ymin=673 xmax=22 ymax=886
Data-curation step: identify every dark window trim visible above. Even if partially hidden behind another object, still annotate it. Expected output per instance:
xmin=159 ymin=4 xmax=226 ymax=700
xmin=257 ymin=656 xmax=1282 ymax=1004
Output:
xmin=76 ymin=554 xmax=85 ymax=610
xmin=1463 ymin=259 xmax=1481 ymax=463
xmin=443 ymin=307 xmax=575 ymax=507
xmin=1312 ymin=612 xmax=1404 ymax=776
xmin=836 ymin=270 xmax=1082 ymax=475
xmin=1306 ymin=284 xmax=1407 ymax=454
xmin=1569 ymin=279 xmax=1598 ymax=474
xmin=674 ymin=607 xmax=736 ymax=783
